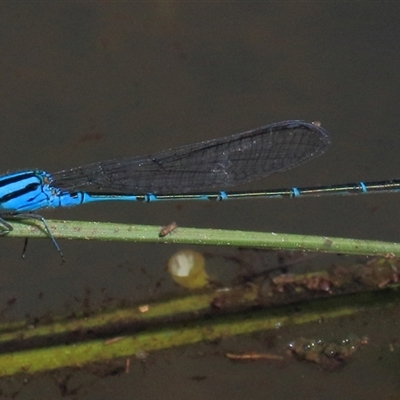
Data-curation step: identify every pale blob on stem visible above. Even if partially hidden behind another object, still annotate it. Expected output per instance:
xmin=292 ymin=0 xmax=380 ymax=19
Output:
xmin=167 ymin=250 xmax=209 ymax=289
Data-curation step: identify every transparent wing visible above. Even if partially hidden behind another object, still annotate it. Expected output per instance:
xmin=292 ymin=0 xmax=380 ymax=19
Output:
xmin=50 ymin=120 xmax=330 ymax=195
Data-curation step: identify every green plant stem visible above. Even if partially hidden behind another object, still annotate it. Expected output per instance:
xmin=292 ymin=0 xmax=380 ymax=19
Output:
xmin=2 ymin=219 xmax=400 ymax=377
xmin=5 ymin=218 xmax=400 ymax=257
xmin=0 ymin=289 xmax=397 ymax=377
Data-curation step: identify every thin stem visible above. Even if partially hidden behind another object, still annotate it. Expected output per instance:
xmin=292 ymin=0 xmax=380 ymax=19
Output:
xmin=4 ymin=218 xmax=400 ymax=257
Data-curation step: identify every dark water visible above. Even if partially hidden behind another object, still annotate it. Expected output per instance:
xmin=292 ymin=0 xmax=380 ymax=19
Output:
xmin=1 ymin=3 xmax=400 ymax=399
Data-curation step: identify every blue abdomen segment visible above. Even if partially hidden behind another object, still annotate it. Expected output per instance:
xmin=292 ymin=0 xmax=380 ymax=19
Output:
xmin=67 ymin=192 xmax=139 ymax=205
